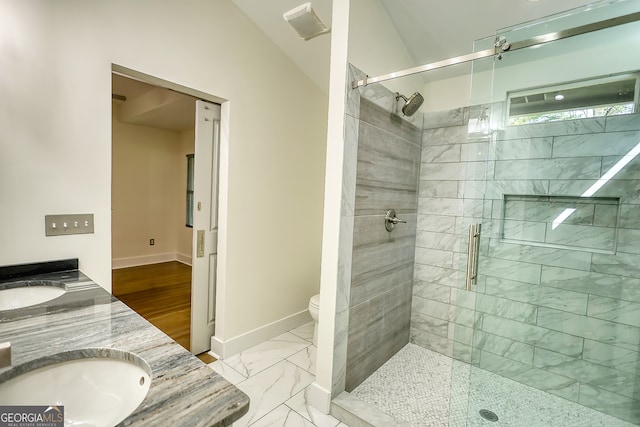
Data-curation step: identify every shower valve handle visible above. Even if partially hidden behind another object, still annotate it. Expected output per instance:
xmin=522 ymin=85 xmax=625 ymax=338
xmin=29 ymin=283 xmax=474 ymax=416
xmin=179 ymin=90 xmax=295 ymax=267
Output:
xmin=385 ymin=209 xmax=406 ymax=232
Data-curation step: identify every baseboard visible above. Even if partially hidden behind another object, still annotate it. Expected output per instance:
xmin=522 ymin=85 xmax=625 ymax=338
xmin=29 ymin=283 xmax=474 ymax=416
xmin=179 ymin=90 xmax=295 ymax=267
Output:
xmin=307 ymin=382 xmax=332 ymax=414
xmin=211 ymin=309 xmax=312 ymax=359
xmin=176 ymin=253 xmax=192 ymax=266
xmin=112 ymin=253 xmax=192 ymax=269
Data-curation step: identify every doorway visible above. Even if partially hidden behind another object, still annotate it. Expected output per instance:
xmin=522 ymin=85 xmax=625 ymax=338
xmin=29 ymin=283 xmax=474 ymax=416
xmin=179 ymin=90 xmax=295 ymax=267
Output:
xmin=110 ymin=69 xmax=221 ymax=359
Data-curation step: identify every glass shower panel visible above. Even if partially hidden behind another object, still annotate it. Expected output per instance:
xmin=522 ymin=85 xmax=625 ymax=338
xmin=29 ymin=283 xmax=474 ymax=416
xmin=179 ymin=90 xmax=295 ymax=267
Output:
xmin=463 ymin=0 xmax=640 ymax=425
xmin=443 ymin=36 xmax=498 ymax=424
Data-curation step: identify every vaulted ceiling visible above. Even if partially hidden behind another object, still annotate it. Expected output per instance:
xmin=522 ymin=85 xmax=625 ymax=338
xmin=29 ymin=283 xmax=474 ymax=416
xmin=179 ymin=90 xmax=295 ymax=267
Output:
xmin=233 ymin=0 xmax=597 ymax=93
xmin=112 ymin=0 xmax=602 ymax=131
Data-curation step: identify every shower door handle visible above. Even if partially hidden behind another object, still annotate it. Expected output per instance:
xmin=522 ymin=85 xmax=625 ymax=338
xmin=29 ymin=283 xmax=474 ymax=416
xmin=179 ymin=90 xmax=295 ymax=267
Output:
xmin=465 ymin=223 xmax=481 ymax=291
xmin=472 ymin=223 xmax=481 ymax=281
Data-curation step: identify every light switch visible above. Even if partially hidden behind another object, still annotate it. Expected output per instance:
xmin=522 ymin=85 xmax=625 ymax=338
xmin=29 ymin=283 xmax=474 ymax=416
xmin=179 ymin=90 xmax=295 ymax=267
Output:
xmin=45 ymin=214 xmax=94 ymax=236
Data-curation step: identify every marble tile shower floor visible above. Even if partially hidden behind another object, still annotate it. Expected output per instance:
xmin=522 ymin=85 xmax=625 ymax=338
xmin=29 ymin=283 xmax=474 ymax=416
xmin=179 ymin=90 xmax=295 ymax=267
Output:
xmin=351 ymin=343 xmax=635 ymax=427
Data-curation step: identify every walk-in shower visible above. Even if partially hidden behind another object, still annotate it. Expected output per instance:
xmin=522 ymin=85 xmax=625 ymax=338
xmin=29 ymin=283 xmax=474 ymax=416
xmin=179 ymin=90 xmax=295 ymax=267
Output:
xmin=328 ymin=0 xmax=640 ymax=426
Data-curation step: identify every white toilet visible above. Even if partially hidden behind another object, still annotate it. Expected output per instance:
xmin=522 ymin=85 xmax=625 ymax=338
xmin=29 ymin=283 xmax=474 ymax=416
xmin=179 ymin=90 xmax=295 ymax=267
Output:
xmin=308 ymin=294 xmax=320 ymax=346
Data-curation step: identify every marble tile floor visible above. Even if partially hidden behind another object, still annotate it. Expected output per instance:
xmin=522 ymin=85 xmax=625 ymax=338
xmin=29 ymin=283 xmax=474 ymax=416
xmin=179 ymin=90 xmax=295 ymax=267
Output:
xmin=351 ymin=343 xmax=637 ymax=427
xmin=206 ymin=322 xmax=349 ymax=427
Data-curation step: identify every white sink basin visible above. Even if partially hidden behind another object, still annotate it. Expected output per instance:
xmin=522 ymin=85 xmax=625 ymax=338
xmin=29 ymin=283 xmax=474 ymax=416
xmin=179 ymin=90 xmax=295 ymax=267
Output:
xmin=0 ymin=282 xmax=67 ymax=310
xmin=0 ymin=348 xmax=151 ymax=427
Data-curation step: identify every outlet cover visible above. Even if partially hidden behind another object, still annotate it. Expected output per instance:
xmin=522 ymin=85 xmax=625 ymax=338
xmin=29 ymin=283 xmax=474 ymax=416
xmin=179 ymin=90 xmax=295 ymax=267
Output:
xmin=45 ymin=214 xmax=94 ymax=236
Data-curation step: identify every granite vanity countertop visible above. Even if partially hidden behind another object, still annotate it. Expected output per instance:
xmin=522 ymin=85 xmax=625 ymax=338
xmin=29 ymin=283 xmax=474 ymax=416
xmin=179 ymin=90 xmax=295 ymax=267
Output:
xmin=0 ymin=263 xmax=249 ymax=426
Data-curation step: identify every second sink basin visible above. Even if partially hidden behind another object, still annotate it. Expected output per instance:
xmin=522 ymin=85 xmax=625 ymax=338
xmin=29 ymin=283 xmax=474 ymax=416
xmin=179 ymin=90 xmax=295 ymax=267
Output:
xmin=0 ymin=281 xmax=67 ymax=310
xmin=0 ymin=348 xmax=152 ymax=427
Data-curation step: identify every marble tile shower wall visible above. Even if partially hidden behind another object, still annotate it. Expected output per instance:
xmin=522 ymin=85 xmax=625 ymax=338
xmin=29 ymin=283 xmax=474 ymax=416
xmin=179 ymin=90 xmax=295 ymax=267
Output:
xmin=411 ymin=107 xmax=640 ymax=424
xmin=410 ymin=106 xmax=482 ymax=365
xmin=343 ymin=86 xmax=422 ymax=392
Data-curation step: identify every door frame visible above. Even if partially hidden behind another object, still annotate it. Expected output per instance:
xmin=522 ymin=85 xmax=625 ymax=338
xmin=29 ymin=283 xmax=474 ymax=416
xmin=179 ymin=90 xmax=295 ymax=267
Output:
xmin=110 ymin=64 xmax=230 ymax=353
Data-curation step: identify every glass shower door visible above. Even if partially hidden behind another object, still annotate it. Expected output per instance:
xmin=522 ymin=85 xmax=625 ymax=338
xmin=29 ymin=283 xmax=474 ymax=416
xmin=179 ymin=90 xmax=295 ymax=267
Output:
xmin=462 ymin=1 xmax=640 ymax=425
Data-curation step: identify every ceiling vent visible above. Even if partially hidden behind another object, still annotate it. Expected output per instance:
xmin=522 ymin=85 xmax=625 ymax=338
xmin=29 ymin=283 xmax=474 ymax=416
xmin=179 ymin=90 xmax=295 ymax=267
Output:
xmin=283 ymin=3 xmax=330 ymax=41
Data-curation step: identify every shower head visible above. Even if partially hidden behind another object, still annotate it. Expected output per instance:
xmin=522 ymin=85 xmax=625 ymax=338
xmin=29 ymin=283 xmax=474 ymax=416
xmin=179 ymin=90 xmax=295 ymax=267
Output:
xmin=395 ymin=92 xmax=424 ymax=117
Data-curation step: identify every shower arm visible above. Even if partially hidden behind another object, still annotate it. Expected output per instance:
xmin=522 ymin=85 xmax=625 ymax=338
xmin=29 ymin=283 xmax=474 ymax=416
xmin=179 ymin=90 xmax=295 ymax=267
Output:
xmin=352 ymin=11 xmax=640 ymax=89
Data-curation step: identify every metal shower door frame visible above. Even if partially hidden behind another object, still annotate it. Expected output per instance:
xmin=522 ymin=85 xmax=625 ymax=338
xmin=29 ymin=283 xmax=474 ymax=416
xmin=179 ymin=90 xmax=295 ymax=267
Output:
xmin=352 ymin=10 xmax=640 ymax=89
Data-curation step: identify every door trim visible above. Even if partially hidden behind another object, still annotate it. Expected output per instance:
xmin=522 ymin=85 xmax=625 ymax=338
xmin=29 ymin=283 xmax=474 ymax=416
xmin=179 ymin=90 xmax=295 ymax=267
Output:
xmin=110 ymin=64 xmax=230 ymax=354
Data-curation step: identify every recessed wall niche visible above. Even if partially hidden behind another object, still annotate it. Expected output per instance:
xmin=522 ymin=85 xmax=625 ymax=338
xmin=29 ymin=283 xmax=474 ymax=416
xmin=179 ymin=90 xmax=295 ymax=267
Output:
xmin=500 ymin=194 xmax=620 ymax=253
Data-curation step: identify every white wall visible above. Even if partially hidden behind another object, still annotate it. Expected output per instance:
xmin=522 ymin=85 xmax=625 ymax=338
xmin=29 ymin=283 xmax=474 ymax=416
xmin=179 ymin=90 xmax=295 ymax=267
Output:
xmin=313 ymin=0 xmax=351 ymax=412
xmin=347 ymin=0 xmax=423 ymax=97
xmin=0 ymin=0 xmax=327 ymax=347
xmin=423 ymin=74 xmax=472 ymax=112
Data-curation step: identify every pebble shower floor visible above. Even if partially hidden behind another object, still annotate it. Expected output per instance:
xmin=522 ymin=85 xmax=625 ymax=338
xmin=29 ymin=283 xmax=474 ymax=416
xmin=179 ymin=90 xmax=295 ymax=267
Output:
xmin=351 ymin=344 xmax=636 ymax=427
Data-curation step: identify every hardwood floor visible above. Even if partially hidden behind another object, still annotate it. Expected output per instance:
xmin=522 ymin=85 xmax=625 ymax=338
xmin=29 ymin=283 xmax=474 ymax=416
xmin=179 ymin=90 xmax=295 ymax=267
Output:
xmin=113 ymin=261 xmax=192 ymax=352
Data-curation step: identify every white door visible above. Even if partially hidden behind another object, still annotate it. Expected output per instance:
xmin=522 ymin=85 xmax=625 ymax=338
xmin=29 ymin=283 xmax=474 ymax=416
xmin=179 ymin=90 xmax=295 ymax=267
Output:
xmin=191 ymin=100 xmax=221 ymax=355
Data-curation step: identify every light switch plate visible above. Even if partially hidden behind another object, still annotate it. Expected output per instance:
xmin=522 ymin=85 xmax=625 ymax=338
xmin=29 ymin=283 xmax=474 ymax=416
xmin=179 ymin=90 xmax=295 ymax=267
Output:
xmin=45 ymin=214 xmax=94 ymax=236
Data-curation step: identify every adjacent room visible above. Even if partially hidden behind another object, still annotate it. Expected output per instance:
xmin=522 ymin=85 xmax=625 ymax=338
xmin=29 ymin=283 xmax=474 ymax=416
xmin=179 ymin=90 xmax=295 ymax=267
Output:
xmin=111 ymin=73 xmax=198 ymax=354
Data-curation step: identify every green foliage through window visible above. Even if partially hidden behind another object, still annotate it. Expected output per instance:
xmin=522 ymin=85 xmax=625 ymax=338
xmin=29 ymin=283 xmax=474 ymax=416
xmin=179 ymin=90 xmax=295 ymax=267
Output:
xmin=507 ymin=73 xmax=638 ymax=126
xmin=509 ymin=103 xmax=635 ymax=125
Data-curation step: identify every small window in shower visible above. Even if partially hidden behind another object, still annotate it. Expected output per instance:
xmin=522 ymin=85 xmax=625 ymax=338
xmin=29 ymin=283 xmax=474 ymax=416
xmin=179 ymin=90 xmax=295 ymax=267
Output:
xmin=507 ymin=73 xmax=639 ymax=125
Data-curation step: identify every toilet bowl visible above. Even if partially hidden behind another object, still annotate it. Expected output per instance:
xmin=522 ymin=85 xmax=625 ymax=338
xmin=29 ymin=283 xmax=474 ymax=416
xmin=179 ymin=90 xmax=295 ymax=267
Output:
xmin=308 ymin=294 xmax=320 ymax=346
